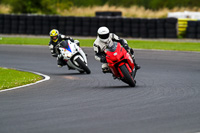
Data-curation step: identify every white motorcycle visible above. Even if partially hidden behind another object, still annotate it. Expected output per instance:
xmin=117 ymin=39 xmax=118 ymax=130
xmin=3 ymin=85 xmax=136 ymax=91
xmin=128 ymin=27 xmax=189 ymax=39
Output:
xmin=57 ymin=40 xmax=91 ymax=74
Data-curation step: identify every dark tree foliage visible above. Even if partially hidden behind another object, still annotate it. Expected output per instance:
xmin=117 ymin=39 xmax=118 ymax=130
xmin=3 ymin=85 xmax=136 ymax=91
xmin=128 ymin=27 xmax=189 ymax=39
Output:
xmin=4 ymin=0 xmax=200 ymax=14
xmin=106 ymin=0 xmax=200 ymax=10
xmin=68 ymin=0 xmax=107 ymax=6
xmin=9 ymin=0 xmax=57 ymax=14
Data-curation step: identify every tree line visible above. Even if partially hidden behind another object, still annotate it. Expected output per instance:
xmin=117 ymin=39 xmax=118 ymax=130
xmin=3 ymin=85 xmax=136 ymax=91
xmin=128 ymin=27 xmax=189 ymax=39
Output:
xmin=0 ymin=0 xmax=199 ymax=14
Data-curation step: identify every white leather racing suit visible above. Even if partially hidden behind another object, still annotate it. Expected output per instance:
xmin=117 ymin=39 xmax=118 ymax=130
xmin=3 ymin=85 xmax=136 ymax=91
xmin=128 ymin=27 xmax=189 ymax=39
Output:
xmin=93 ymin=33 xmax=131 ymax=72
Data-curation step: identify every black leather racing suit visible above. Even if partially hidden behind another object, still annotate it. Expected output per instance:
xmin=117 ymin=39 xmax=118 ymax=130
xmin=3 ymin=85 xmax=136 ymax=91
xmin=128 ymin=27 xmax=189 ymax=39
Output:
xmin=48 ymin=34 xmax=75 ymax=57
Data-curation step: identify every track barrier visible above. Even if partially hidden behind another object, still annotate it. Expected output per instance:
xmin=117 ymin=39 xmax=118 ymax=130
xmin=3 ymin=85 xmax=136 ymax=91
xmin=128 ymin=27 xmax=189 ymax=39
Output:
xmin=0 ymin=14 xmax=181 ymax=38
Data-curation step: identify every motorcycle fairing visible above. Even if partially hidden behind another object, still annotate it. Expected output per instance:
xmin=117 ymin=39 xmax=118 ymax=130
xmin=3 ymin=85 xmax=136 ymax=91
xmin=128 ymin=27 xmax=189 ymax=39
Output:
xmin=60 ymin=40 xmax=72 ymax=52
xmin=105 ymin=42 xmax=135 ymax=78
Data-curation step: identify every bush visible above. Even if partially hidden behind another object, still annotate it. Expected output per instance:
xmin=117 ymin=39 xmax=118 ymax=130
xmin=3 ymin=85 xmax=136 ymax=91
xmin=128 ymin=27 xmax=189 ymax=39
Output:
xmin=4 ymin=0 xmax=200 ymax=13
xmin=9 ymin=0 xmax=57 ymax=14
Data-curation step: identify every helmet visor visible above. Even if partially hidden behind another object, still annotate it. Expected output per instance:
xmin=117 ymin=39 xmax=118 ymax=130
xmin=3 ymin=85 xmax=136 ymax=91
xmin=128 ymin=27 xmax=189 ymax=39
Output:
xmin=51 ymin=36 xmax=58 ymax=40
xmin=99 ymin=33 xmax=109 ymax=39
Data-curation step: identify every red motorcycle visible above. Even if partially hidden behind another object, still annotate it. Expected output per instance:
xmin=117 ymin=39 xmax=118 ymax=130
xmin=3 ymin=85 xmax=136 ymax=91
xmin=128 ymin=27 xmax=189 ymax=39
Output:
xmin=104 ymin=42 xmax=136 ymax=87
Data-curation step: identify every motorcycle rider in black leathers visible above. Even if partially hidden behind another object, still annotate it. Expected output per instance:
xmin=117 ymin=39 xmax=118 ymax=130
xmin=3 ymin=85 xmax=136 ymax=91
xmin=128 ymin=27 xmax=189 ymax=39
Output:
xmin=93 ymin=26 xmax=140 ymax=73
xmin=48 ymin=29 xmax=80 ymax=67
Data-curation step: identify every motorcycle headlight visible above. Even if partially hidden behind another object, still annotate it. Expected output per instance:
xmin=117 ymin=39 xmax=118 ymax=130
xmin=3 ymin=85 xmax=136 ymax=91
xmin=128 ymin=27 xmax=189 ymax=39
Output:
xmin=66 ymin=52 xmax=72 ymax=58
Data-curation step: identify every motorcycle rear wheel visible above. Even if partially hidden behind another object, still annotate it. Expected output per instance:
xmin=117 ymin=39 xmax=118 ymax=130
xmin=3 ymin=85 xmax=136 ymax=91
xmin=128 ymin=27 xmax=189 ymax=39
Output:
xmin=119 ymin=64 xmax=135 ymax=87
xmin=75 ymin=57 xmax=91 ymax=74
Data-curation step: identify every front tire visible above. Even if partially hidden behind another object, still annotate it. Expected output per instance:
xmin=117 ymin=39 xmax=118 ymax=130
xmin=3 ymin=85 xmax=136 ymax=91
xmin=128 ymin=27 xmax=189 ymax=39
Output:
xmin=75 ymin=57 xmax=91 ymax=74
xmin=119 ymin=64 xmax=135 ymax=87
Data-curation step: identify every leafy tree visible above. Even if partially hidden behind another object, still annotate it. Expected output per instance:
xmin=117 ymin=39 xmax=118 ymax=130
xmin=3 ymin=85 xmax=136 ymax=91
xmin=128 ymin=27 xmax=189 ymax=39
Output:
xmin=4 ymin=0 xmax=200 ymax=13
xmin=70 ymin=0 xmax=107 ymax=6
xmin=9 ymin=0 xmax=57 ymax=14
xmin=56 ymin=0 xmax=73 ymax=10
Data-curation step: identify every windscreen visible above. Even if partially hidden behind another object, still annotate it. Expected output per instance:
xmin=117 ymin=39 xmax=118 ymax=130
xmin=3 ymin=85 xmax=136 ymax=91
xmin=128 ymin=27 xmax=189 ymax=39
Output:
xmin=60 ymin=40 xmax=69 ymax=49
xmin=106 ymin=42 xmax=118 ymax=52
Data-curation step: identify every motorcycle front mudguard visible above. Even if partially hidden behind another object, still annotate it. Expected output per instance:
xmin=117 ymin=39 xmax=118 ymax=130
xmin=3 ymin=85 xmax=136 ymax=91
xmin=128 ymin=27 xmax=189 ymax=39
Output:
xmin=117 ymin=62 xmax=132 ymax=78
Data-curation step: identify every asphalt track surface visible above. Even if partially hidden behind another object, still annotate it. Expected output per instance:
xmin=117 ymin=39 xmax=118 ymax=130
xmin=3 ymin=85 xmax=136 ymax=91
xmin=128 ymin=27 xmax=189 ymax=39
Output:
xmin=0 ymin=45 xmax=200 ymax=133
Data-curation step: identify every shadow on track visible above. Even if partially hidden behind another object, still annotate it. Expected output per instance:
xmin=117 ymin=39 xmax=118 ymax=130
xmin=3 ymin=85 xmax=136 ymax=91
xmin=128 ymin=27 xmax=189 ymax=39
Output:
xmin=48 ymin=72 xmax=89 ymax=76
xmin=96 ymin=85 xmax=137 ymax=89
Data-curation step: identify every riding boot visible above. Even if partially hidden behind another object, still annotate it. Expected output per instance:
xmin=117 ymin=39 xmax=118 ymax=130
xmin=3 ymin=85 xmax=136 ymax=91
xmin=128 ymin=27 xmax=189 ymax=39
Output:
xmin=57 ymin=55 xmax=64 ymax=68
xmin=102 ymin=63 xmax=111 ymax=73
xmin=132 ymin=57 xmax=141 ymax=70
xmin=129 ymin=49 xmax=141 ymax=70
xmin=102 ymin=67 xmax=112 ymax=73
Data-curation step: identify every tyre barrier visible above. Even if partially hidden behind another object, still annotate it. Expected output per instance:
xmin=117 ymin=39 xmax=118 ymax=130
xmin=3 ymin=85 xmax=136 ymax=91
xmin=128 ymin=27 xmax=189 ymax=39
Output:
xmin=95 ymin=11 xmax=122 ymax=17
xmin=186 ymin=21 xmax=200 ymax=39
xmin=0 ymin=14 xmax=178 ymax=38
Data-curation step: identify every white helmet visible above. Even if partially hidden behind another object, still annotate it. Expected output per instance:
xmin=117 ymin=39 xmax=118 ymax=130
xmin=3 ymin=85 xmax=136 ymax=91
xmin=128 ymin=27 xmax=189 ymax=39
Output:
xmin=97 ymin=26 xmax=110 ymax=43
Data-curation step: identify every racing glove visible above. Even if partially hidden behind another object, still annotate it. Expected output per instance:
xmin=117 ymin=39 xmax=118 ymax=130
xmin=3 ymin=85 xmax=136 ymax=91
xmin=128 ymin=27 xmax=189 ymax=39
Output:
xmin=100 ymin=55 xmax=107 ymax=63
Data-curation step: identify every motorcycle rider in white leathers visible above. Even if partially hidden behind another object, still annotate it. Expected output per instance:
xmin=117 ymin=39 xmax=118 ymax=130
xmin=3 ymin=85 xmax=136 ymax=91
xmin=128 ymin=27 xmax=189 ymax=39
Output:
xmin=48 ymin=29 xmax=80 ymax=67
xmin=93 ymin=26 xmax=140 ymax=73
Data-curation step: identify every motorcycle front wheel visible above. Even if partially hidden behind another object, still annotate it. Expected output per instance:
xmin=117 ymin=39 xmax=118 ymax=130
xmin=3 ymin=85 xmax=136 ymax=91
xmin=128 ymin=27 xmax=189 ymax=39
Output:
xmin=119 ymin=64 xmax=135 ymax=87
xmin=75 ymin=57 xmax=91 ymax=74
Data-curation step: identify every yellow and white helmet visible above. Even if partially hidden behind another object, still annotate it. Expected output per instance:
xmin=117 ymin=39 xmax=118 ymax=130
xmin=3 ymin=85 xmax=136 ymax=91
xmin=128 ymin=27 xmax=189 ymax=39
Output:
xmin=49 ymin=29 xmax=59 ymax=42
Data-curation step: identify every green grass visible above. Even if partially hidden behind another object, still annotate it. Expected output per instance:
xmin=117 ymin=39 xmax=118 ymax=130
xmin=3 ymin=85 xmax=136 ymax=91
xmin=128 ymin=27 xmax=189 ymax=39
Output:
xmin=77 ymin=39 xmax=200 ymax=52
xmin=0 ymin=37 xmax=49 ymax=45
xmin=127 ymin=40 xmax=200 ymax=52
xmin=0 ymin=67 xmax=43 ymax=90
xmin=0 ymin=37 xmax=200 ymax=51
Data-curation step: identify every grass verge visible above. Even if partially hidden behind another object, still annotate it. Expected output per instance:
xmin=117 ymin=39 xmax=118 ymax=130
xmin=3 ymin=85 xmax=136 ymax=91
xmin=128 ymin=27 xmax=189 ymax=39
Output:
xmin=0 ymin=36 xmax=200 ymax=52
xmin=0 ymin=67 xmax=43 ymax=90
xmin=127 ymin=40 xmax=200 ymax=52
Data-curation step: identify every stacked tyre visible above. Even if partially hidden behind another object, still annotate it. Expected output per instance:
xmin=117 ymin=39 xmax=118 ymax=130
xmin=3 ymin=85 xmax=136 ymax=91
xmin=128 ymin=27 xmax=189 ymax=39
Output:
xmin=165 ymin=18 xmax=177 ymax=38
xmin=50 ymin=16 xmax=58 ymax=30
xmin=42 ymin=15 xmax=50 ymax=35
xmin=122 ymin=18 xmax=131 ymax=37
xmin=0 ymin=14 xmax=3 ymax=33
xmin=107 ymin=17 xmax=115 ymax=33
xmin=95 ymin=11 xmax=122 ymax=17
xmin=131 ymin=18 xmax=140 ymax=38
xmin=11 ymin=15 xmax=19 ymax=34
xmin=98 ymin=17 xmax=107 ymax=28
xmin=26 ymin=15 xmax=35 ymax=34
xmin=65 ymin=16 xmax=74 ymax=35
xmin=147 ymin=19 xmax=156 ymax=38
xmin=114 ymin=17 xmax=123 ymax=36
xmin=140 ymin=19 xmax=148 ymax=38
xmin=90 ymin=17 xmax=99 ymax=36
xmin=197 ymin=21 xmax=200 ymax=39
xmin=3 ymin=15 xmax=11 ymax=34
xmin=82 ymin=17 xmax=91 ymax=36
xmin=18 ymin=15 xmax=27 ymax=34
xmin=186 ymin=21 xmax=197 ymax=38
xmin=74 ymin=17 xmax=82 ymax=36
xmin=34 ymin=15 xmax=42 ymax=35
xmin=58 ymin=16 xmax=66 ymax=35
xmin=156 ymin=19 xmax=165 ymax=38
